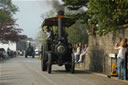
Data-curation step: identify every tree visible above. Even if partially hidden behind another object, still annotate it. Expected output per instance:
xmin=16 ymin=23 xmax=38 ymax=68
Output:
xmin=0 ymin=0 xmax=27 ymax=42
xmin=62 ymin=0 xmax=89 ymax=44
xmin=88 ymin=0 xmax=128 ymax=35
xmin=62 ymin=0 xmax=128 ymax=35
xmin=0 ymin=15 xmax=27 ymax=42
xmin=66 ymin=20 xmax=88 ymax=45
xmin=0 ymin=0 xmax=18 ymax=14
xmin=63 ymin=0 xmax=88 ymax=10
xmin=0 ymin=10 xmax=11 ymax=24
xmin=63 ymin=0 xmax=89 ymax=23
xmin=37 ymin=28 xmax=47 ymax=44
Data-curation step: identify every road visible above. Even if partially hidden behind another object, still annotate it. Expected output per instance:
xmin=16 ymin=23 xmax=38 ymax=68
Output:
xmin=0 ymin=56 xmax=128 ymax=85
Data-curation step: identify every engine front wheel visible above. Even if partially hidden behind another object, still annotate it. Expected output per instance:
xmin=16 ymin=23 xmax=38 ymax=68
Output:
xmin=65 ymin=64 xmax=71 ymax=72
xmin=25 ymin=54 xmax=27 ymax=58
xmin=41 ymin=59 xmax=47 ymax=71
xmin=47 ymin=53 xmax=52 ymax=74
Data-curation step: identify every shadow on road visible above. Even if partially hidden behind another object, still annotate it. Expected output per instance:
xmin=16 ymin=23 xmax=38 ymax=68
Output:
xmin=51 ymin=69 xmax=92 ymax=74
xmin=74 ymin=70 xmax=92 ymax=74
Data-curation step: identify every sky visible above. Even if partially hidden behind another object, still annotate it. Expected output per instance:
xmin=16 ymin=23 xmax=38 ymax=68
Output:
xmin=12 ymin=0 xmax=62 ymax=39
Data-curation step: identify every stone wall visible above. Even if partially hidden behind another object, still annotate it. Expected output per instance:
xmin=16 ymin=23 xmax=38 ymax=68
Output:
xmin=82 ymin=26 xmax=128 ymax=74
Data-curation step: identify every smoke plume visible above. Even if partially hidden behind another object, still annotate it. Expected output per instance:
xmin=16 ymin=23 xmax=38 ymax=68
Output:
xmin=45 ymin=0 xmax=64 ymax=12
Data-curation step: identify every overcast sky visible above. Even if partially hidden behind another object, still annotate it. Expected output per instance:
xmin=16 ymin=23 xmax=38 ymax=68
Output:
xmin=12 ymin=0 xmax=62 ymax=39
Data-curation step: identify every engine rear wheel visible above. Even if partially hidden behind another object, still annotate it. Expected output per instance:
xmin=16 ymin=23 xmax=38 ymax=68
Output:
xmin=65 ymin=64 xmax=70 ymax=72
xmin=71 ymin=54 xmax=75 ymax=73
xmin=32 ymin=55 xmax=35 ymax=58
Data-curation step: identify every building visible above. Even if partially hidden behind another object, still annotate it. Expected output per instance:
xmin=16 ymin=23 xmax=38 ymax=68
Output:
xmin=0 ymin=41 xmax=16 ymax=51
xmin=16 ymin=40 xmax=27 ymax=51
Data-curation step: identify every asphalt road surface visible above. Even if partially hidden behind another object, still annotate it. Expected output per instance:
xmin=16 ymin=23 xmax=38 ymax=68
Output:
xmin=0 ymin=56 xmax=128 ymax=85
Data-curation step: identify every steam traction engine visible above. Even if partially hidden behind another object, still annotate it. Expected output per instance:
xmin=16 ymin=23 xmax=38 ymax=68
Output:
xmin=41 ymin=10 xmax=75 ymax=74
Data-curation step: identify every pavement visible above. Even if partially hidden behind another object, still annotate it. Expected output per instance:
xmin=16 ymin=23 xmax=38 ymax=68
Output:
xmin=0 ymin=56 xmax=128 ymax=85
xmin=76 ymin=63 xmax=128 ymax=84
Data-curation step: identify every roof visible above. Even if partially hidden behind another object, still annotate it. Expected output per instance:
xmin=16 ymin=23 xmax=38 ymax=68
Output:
xmin=42 ymin=17 xmax=75 ymax=28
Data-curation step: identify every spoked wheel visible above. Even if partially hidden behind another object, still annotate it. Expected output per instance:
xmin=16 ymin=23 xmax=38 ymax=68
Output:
xmin=25 ymin=54 xmax=27 ymax=58
xmin=41 ymin=58 xmax=47 ymax=71
xmin=41 ymin=44 xmax=48 ymax=71
xmin=47 ymin=52 xmax=52 ymax=74
xmin=71 ymin=54 xmax=75 ymax=73
xmin=65 ymin=64 xmax=70 ymax=72
xmin=32 ymin=54 xmax=35 ymax=58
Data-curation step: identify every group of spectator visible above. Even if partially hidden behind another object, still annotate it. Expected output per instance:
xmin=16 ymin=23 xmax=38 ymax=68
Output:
xmin=7 ymin=48 xmax=17 ymax=57
xmin=73 ymin=43 xmax=88 ymax=63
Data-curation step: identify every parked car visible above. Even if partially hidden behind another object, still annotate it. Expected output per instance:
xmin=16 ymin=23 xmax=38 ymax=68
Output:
xmin=0 ymin=48 xmax=7 ymax=59
xmin=35 ymin=49 xmax=40 ymax=55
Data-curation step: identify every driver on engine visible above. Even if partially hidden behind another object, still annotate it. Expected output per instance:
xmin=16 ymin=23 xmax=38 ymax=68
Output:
xmin=44 ymin=26 xmax=54 ymax=50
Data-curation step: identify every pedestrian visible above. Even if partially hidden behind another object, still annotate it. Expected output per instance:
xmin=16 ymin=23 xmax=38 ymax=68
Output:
xmin=78 ymin=44 xmax=88 ymax=63
xmin=114 ymin=38 xmax=128 ymax=80
xmin=7 ymin=48 xmax=10 ymax=56
xmin=73 ymin=45 xmax=77 ymax=53
xmin=74 ymin=43 xmax=80 ymax=63
xmin=78 ymin=43 xmax=82 ymax=50
xmin=44 ymin=26 xmax=54 ymax=39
